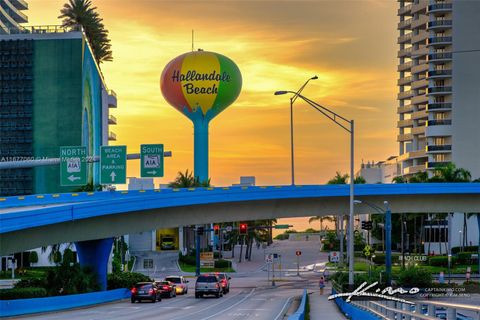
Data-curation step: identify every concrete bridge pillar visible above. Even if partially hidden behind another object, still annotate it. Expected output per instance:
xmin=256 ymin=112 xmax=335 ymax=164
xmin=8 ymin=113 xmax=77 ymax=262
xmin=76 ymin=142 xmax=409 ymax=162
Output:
xmin=75 ymin=238 xmax=114 ymax=291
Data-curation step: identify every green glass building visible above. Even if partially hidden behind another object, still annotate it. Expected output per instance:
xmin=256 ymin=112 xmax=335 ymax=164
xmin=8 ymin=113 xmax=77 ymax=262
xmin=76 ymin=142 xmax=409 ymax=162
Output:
xmin=0 ymin=27 xmax=117 ymax=196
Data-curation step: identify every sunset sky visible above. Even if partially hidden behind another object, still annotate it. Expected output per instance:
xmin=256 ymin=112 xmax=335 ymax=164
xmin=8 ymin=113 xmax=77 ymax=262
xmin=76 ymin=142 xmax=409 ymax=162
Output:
xmin=28 ymin=0 xmax=399 ymax=188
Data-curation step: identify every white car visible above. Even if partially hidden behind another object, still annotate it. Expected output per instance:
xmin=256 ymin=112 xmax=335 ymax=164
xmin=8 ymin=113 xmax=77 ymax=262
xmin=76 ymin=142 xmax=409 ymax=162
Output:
xmin=165 ymin=276 xmax=189 ymax=294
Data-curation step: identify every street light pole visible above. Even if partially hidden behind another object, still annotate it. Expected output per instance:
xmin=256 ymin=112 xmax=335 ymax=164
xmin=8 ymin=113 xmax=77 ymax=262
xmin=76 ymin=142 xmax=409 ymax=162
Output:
xmin=274 ymin=90 xmax=355 ymax=287
xmin=277 ymin=76 xmax=318 ymax=186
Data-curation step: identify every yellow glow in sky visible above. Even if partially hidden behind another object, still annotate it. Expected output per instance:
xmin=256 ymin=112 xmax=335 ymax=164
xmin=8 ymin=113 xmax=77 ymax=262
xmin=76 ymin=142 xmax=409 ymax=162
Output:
xmin=28 ymin=0 xmax=399 ymax=187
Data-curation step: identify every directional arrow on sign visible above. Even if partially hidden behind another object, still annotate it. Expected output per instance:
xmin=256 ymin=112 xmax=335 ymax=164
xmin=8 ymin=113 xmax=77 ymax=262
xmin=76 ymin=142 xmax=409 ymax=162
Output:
xmin=110 ymin=171 xmax=116 ymax=182
xmin=68 ymin=175 xmax=80 ymax=182
xmin=147 ymin=170 xmax=157 ymax=175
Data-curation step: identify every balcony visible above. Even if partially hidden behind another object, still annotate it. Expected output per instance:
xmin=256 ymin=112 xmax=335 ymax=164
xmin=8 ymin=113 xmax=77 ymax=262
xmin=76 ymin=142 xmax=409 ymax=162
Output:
xmin=397 ymin=133 xmax=413 ymax=142
xmin=108 ymin=131 xmax=117 ymax=141
xmin=411 ymin=126 xmax=426 ymax=135
xmin=404 ymin=164 xmax=427 ymax=175
xmin=411 ymin=63 xmax=428 ymax=74
xmin=412 ymin=32 xmax=428 ymax=44
xmin=411 ymin=15 xmax=428 ymax=29
xmin=398 ymin=18 xmax=412 ymax=29
xmin=397 ymin=119 xmax=414 ymax=128
xmin=398 ymin=33 xmax=413 ymax=44
xmin=412 ymin=1 xmax=427 ymax=14
xmin=108 ymin=90 xmax=117 ymax=108
xmin=428 ymin=20 xmax=452 ymax=30
xmin=398 ymin=4 xmax=413 ymax=15
xmin=397 ymin=104 xmax=413 ymax=114
xmin=426 ymin=161 xmax=451 ymax=169
xmin=427 ymin=145 xmax=452 ymax=152
xmin=1 ymin=0 xmax=28 ymax=23
xmin=412 ymin=109 xmax=428 ymax=120
xmin=398 ymin=61 xmax=413 ymax=71
xmin=427 ymin=86 xmax=452 ymax=95
xmin=427 ymin=119 xmax=451 ymax=126
xmin=427 ymin=102 xmax=452 ymax=111
xmin=428 ymin=52 xmax=452 ymax=62
xmin=398 ymin=76 xmax=413 ymax=86
xmin=428 ymin=3 xmax=452 ymax=14
xmin=398 ymin=90 xmax=414 ymax=100
xmin=398 ymin=47 xmax=413 ymax=58
xmin=428 ymin=36 xmax=452 ymax=46
xmin=411 ymin=46 xmax=428 ymax=58
xmin=108 ymin=114 xmax=117 ymax=125
xmin=427 ymin=69 xmax=452 ymax=79
xmin=10 ymin=0 xmax=28 ymax=10
xmin=411 ymin=78 xmax=428 ymax=90
xmin=411 ymin=94 xmax=428 ymax=104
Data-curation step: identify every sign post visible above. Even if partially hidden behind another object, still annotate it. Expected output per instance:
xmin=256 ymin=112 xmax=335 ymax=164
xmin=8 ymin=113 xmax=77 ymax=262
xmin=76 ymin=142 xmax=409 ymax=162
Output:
xmin=100 ymin=146 xmax=127 ymax=184
xmin=140 ymin=144 xmax=164 ymax=178
xmin=60 ymin=146 xmax=87 ymax=186
xmin=296 ymin=250 xmax=301 ymax=276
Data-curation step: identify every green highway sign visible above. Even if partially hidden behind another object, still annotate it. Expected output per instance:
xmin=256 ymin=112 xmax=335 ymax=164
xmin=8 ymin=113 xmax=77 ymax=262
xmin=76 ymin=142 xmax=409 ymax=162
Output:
xmin=100 ymin=146 xmax=127 ymax=184
xmin=274 ymin=224 xmax=290 ymax=229
xmin=60 ymin=146 xmax=87 ymax=186
xmin=140 ymin=144 xmax=164 ymax=178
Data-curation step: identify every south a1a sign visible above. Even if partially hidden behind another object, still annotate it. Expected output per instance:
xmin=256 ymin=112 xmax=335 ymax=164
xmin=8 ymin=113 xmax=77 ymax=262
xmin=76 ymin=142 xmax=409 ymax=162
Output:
xmin=141 ymin=144 xmax=164 ymax=178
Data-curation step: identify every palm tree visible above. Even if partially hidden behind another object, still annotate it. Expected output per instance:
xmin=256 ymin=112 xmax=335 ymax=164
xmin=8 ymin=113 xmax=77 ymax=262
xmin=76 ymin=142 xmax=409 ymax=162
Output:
xmin=308 ymin=216 xmax=334 ymax=232
xmin=59 ymin=0 xmax=113 ymax=64
xmin=168 ymin=169 xmax=210 ymax=188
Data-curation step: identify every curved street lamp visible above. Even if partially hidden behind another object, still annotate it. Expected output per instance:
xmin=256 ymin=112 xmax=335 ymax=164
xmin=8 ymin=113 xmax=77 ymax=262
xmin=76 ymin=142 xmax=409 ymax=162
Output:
xmin=274 ymin=76 xmax=317 ymax=186
xmin=274 ymin=90 xmax=355 ymax=288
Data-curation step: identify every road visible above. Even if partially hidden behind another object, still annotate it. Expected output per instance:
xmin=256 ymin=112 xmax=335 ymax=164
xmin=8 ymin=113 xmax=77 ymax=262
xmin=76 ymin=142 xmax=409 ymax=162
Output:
xmin=21 ymin=287 xmax=301 ymax=320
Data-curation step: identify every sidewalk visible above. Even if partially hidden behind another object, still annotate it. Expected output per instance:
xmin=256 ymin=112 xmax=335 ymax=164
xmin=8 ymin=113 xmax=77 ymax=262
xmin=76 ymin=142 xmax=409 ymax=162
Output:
xmin=309 ymin=286 xmax=346 ymax=320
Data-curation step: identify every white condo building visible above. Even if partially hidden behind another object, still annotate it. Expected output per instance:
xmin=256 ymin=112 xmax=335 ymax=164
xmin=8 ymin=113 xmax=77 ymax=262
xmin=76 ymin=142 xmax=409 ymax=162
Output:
xmin=0 ymin=0 xmax=28 ymax=34
xmin=397 ymin=0 xmax=480 ymax=179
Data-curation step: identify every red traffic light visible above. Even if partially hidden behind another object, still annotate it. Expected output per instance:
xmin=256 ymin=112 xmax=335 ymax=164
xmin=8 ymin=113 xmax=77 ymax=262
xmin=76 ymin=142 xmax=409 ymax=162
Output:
xmin=239 ymin=223 xmax=248 ymax=235
xmin=214 ymin=225 xmax=220 ymax=235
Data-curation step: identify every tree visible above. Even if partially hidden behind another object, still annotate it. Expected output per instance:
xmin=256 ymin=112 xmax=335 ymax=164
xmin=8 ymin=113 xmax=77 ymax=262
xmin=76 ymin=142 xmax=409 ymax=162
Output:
xmin=309 ymin=216 xmax=334 ymax=232
xmin=168 ymin=169 xmax=210 ymax=188
xmin=327 ymin=172 xmax=349 ymax=184
xmin=59 ymin=0 xmax=113 ymax=64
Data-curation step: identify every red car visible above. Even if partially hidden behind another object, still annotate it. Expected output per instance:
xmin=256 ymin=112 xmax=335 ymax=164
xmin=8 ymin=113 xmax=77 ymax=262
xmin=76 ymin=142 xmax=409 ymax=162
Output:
xmin=155 ymin=281 xmax=177 ymax=298
xmin=210 ymin=273 xmax=231 ymax=294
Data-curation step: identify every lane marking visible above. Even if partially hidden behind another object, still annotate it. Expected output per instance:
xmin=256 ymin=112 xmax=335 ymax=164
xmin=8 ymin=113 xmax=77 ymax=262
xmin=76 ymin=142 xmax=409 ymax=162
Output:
xmin=177 ymin=290 xmax=245 ymax=319
xmin=273 ymin=296 xmax=293 ymax=320
xmin=198 ymin=289 xmax=256 ymax=320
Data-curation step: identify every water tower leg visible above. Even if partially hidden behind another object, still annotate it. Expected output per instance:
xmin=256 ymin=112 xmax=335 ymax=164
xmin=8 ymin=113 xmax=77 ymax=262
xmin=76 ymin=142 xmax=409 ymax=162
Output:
xmin=194 ymin=120 xmax=209 ymax=183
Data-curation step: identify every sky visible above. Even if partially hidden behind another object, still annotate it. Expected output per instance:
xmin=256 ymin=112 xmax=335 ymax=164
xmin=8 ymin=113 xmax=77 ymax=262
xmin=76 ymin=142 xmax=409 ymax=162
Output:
xmin=27 ymin=0 xmax=399 ymax=188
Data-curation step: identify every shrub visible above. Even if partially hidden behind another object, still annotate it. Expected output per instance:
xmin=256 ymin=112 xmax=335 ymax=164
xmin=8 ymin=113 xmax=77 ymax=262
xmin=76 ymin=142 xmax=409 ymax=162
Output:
xmin=14 ymin=278 xmax=47 ymax=289
xmin=397 ymin=267 xmax=432 ymax=288
xmin=62 ymin=249 xmax=76 ymax=265
xmin=107 ymin=272 xmax=151 ymax=290
xmin=52 ymin=251 xmax=62 ymax=264
xmin=456 ymin=252 xmax=477 ymax=265
xmin=372 ymin=254 xmax=400 ymax=265
xmin=29 ymin=251 xmax=38 ymax=264
xmin=214 ymin=259 xmax=230 ymax=268
xmin=45 ymin=263 xmax=99 ymax=296
xmin=178 ymin=254 xmax=196 ymax=266
xmin=0 ymin=287 xmax=47 ymax=300
xmin=428 ymin=256 xmax=456 ymax=267
xmin=452 ymin=246 xmax=478 ymax=254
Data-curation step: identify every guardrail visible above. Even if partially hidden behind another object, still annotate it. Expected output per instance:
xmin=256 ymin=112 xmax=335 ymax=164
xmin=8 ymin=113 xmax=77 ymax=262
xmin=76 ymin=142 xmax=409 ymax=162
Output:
xmin=288 ymin=289 xmax=308 ymax=320
xmin=0 ymin=288 xmax=130 ymax=317
xmin=353 ymin=298 xmax=480 ymax=320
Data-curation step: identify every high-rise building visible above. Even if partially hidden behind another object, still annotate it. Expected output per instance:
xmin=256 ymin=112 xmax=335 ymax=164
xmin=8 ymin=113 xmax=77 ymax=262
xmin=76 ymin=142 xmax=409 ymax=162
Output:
xmin=0 ymin=26 xmax=117 ymax=196
xmin=397 ymin=0 xmax=480 ymax=179
xmin=0 ymin=0 xmax=28 ymax=34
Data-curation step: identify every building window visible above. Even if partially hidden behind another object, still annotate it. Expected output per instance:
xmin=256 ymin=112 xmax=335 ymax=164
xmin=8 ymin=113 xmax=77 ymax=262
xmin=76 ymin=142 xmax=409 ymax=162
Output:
xmin=143 ymin=259 xmax=153 ymax=269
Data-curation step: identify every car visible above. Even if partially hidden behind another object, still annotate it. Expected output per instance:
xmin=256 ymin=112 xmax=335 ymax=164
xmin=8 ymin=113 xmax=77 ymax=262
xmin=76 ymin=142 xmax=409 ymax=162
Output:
xmin=160 ymin=236 xmax=175 ymax=250
xmin=155 ymin=280 xmax=177 ymax=298
xmin=209 ymin=272 xmax=231 ymax=294
xmin=131 ymin=282 xmax=161 ymax=303
xmin=195 ymin=274 xmax=223 ymax=298
xmin=165 ymin=275 xmax=189 ymax=295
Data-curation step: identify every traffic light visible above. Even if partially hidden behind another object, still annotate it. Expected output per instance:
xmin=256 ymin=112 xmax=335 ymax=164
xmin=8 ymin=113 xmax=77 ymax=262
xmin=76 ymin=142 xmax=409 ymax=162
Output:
xmin=214 ymin=225 xmax=220 ymax=235
xmin=239 ymin=223 xmax=248 ymax=235
xmin=361 ymin=221 xmax=366 ymax=230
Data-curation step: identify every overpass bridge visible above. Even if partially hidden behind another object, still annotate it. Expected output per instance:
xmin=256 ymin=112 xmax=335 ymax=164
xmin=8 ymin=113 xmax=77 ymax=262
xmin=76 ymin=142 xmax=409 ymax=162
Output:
xmin=1 ymin=183 xmax=479 ymax=289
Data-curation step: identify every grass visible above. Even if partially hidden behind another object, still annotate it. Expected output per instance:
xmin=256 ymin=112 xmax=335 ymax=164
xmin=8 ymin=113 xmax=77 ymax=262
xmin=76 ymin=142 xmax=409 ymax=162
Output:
xmin=178 ymin=262 xmax=235 ymax=273
xmin=0 ymin=267 xmax=53 ymax=280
